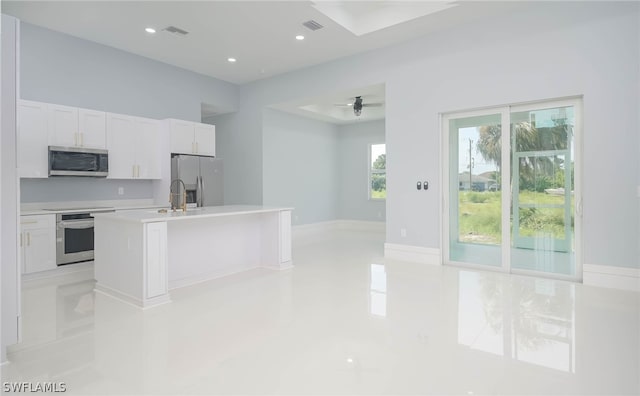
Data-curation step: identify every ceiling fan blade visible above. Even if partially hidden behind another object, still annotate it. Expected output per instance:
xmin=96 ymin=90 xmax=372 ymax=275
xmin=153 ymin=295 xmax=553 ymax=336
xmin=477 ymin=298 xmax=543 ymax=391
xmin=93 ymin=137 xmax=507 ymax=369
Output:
xmin=333 ymin=104 xmax=352 ymax=107
xmin=362 ymin=103 xmax=384 ymax=107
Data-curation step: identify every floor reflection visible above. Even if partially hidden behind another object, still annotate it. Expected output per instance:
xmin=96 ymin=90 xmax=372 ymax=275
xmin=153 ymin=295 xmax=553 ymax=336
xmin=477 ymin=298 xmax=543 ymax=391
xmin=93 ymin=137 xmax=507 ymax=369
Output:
xmin=56 ymin=280 xmax=95 ymax=338
xmin=18 ymin=273 xmax=95 ymax=351
xmin=369 ymin=264 xmax=387 ymax=317
xmin=457 ymin=270 xmax=575 ymax=372
xmin=2 ymin=230 xmax=637 ymax=395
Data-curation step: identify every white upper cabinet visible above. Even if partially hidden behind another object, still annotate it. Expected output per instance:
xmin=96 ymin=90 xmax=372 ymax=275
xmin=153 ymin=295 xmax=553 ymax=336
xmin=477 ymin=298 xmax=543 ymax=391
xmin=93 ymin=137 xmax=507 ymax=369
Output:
xmin=134 ymin=117 xmax=161 ymax=179
xmin=17 ymin=100 xmax=49 ymax=178
xmin=106 ymin=113 xmax=136 ymax=179
xmin=169 ymin=119 xmax=194 ymax=155
xmin=106 ymin=112 xmax=161 ymax=179
xmin=78 ymin=108 xmax=106 ymax=148
xmin=18 ymin=100 xmax=109 ymax=178
xmin=48 ymin=104 xmax=106 ymax=149
xmin=193 ymin=123 xmax=216 ymax=156
xmin=167 ymin=118 xmax=215 ymax=156
xmin=48 ymin=104 xmax=79 ymax=147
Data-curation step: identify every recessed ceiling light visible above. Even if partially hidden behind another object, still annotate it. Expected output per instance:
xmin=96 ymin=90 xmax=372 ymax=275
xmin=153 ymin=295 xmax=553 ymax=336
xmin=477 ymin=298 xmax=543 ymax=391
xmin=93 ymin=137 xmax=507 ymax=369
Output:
xmin=295 ymin=35 xmax=305 ymax=41
xmin=227 ymin=58 xmax=237 ymax=63
xmin=145 ymin=27 xmax=156 ymax=34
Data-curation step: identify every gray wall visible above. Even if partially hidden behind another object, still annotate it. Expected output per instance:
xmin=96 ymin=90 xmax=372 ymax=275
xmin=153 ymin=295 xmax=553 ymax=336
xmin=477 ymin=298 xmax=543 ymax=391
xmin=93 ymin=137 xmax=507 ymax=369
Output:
xmin=262 ymin=109 xmax=338 ymax=225
xmin=20 ymin=178 xmax=153 ymax=203
xmin=230 ymin=109 xmax=386 ymax=225
xmin=207 ymin=91 xmax=264 ymax=205
xmin=20 ymin=22 xmax=238 ymax=121
xmin=218 ymin=3 xmax=640 ymax=269
xmin=17 ymin=22 xmax=239 ymax=203
xmin=337 ymin=120 xmax=386 ymax=222
xmin=204 ymin=110 xmax=260 ymax=205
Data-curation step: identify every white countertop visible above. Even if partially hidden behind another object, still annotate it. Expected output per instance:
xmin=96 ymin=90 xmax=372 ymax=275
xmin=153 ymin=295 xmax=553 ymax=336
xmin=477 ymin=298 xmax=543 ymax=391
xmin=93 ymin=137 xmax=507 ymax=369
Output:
xmin=93 ymin=205 xmax=293 ymax=223
xmin=21 ymin=199 xmax=169 ymax=216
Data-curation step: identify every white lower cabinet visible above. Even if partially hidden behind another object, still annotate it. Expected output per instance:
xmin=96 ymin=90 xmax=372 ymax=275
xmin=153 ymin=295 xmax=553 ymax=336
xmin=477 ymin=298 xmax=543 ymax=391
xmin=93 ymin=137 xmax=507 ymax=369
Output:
xmin=21 ymin=214 xmax=56 ymax=274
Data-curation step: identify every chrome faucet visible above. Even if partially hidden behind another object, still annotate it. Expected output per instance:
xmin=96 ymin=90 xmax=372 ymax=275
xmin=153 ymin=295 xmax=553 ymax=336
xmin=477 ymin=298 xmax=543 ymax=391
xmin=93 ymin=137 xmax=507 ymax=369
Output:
xmin=169 ymin=179 xmax=187 ymax=212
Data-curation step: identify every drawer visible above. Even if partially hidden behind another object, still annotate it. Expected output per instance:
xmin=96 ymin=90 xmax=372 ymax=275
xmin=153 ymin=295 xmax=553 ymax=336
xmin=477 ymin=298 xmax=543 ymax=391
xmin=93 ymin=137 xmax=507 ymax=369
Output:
xmin=21 ymin=214 xmax=55 ymax=230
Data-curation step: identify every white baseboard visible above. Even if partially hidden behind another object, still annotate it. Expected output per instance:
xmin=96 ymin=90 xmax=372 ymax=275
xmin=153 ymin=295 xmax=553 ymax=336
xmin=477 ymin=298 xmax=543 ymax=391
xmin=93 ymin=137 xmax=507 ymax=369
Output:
xmin=384 ymin=243 xmax=441 ymax=265
xmin=335 ymin=220 xmax=385 ymax=232
xmin=292 ymin=220 xmax=340 ymax=238
xmin=95 ymin=283 xmax=171 ymax=309
xmin=583 ymin=264 xmax=640 ymax=292
xmin=169 ymin=266 xmax=260 ymax=290
xmin=293 ymin=220 xmax=384 ymax=239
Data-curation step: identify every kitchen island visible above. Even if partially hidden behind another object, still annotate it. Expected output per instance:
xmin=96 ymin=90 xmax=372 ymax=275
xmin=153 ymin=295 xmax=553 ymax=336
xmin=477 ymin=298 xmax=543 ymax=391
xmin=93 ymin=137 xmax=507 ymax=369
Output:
xmin=93 ymin=205 xmax=293 ymax=308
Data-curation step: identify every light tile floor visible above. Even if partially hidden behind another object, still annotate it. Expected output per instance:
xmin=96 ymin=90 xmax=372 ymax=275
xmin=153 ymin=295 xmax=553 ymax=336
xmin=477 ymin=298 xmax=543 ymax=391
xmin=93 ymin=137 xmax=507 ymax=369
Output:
xmin=2 ymin=230 xmax=639 ymax=394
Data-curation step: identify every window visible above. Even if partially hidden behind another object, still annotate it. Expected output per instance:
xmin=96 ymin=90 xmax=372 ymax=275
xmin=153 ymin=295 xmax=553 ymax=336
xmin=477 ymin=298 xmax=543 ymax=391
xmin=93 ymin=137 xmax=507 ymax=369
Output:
xmin=370 ymin=143 xmax=386 ymax=199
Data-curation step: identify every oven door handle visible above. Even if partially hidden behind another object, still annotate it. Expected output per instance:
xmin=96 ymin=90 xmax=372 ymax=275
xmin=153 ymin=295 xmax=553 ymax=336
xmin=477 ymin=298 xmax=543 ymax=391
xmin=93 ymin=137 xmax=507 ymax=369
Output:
xmin=58 ymin=220 xmax=94 ymax=229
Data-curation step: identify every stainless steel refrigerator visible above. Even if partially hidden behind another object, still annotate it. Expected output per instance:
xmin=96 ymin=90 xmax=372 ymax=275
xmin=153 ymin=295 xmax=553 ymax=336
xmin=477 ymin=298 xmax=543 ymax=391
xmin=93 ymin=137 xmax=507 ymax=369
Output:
xmin=171 ymin=154 xmax=224 ymax=207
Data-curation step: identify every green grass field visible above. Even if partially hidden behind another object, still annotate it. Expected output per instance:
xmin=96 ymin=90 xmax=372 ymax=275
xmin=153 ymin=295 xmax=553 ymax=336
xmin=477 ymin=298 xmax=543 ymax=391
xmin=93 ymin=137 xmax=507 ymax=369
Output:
xmin=458 ymin=191 xmax=572 ymax=244
xmin=371 ymin=190 xmax=386 ymax=199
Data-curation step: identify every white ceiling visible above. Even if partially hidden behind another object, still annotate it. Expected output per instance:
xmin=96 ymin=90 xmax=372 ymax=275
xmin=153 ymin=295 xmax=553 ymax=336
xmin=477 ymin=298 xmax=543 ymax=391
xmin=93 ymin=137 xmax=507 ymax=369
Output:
xmin=2 ymin=1 xmax=527 ymax=84
xmin=269 ymin=83 xmax=385 ymax=125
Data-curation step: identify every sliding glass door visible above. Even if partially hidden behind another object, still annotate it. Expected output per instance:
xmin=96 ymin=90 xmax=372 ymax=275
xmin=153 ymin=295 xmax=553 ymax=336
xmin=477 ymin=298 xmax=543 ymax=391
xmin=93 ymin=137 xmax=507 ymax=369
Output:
xmin=446 ymin=112 xmax=504 ymax=269
xmin=443 ymin=99 xmax=581 ymax=280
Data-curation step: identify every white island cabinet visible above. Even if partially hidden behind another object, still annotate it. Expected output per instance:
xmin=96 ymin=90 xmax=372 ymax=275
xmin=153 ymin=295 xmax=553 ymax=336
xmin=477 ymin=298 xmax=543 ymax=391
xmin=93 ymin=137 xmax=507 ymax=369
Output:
xmin=93 ymin=205 xmax=293 ymax=308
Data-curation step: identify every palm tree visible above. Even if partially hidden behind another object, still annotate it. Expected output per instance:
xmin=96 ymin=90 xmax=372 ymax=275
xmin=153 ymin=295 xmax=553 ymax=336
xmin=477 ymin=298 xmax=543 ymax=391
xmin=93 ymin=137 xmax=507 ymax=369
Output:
xmin=477 ymin=120 xmax=570 ymax=191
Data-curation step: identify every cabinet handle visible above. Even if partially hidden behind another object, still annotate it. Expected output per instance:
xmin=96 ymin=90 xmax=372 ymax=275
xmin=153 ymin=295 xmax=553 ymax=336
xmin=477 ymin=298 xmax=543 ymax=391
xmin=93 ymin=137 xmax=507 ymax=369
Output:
xmin=80 ymin=133 xmax=84 ymax=147
xmin=138 ymin=165 xmax=141 ymax=178
xmin=133 ymin=164 xmax=136 ymax=178
xmin=20 ymin=233 xmax=23 ymax=247
xmin=192 ymin=141 xmax=196 ymax=153
xmin=27 ymin=232 xmax=31 ymax=246
xmin=21 ymin=220 xmax=37 ymax=225
xmin=196 ymin=142 xmax=199 ymax=153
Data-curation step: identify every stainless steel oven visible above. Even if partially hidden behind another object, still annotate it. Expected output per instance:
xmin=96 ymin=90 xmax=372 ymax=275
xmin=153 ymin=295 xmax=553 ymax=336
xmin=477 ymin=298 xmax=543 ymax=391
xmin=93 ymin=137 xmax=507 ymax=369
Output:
xmin=53 ymin=208 xmax=114 ymax=265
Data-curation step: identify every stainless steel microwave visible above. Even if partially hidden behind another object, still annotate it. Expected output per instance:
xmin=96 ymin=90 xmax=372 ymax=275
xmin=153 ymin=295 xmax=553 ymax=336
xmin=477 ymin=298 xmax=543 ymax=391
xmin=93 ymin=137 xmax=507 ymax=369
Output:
xmin=48 ymin=146 xmax=109 ymax=177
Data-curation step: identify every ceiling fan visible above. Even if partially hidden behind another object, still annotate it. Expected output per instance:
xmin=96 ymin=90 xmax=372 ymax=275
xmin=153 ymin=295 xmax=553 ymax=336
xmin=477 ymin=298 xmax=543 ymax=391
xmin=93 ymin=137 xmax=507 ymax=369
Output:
xmin=334 ymin=96 xmax=383 ymax=116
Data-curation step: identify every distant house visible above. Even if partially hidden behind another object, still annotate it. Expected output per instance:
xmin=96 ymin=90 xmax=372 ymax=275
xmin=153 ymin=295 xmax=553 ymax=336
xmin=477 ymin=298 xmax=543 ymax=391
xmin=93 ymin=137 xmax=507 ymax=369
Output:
xmin=458 ymin=172 xmax=495 ymax=191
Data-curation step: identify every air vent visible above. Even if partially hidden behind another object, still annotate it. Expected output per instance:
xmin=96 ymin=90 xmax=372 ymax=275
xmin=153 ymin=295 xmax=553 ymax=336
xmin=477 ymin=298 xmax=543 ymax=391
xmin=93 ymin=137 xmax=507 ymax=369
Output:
xmin=163 ymin=25 xmax=189 ymax=36
xmin=302 ymin=20 xmax=324 ymax=31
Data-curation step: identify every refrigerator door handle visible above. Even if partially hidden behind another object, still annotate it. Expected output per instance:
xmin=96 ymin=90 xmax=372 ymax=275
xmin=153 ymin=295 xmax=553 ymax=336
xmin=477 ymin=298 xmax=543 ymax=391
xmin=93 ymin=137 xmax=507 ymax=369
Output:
xmin=200 ymin=175 xmax=205 ymax=206
xmin=195 ymin=176 xmax=200 ymax=207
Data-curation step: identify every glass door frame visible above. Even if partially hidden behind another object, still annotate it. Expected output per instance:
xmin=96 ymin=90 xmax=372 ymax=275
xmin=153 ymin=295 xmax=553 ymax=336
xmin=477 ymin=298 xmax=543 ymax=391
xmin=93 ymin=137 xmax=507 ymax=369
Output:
xmin=441 ymin=97 xmax=583 ymax=282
